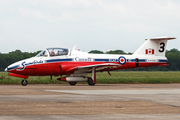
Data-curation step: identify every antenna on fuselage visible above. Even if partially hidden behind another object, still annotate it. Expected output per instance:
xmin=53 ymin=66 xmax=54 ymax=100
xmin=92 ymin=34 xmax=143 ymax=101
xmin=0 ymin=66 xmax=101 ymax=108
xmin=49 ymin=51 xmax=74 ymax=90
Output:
xmin=72 ymin=45 xmax=76 ymax=50
xmin=70 ymin=45 xmax=76 ymax=56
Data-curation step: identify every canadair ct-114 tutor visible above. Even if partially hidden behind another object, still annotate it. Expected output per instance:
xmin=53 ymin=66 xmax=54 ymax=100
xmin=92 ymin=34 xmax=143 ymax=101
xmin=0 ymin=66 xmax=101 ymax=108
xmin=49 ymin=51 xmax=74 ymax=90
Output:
xmin=5 ymin=36 xmax=176 ymax=86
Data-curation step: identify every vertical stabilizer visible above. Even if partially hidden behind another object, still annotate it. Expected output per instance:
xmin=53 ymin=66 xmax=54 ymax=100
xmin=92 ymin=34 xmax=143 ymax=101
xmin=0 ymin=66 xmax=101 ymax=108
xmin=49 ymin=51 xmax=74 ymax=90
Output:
xmin=133 ymin=37 xmax=176 ymax=56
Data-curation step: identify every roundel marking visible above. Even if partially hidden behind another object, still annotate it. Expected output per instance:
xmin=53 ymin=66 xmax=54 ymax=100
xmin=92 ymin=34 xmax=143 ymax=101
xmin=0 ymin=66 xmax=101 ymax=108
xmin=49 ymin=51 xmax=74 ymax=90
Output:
xmin=118 ymin=56 xmax=126 ymax=65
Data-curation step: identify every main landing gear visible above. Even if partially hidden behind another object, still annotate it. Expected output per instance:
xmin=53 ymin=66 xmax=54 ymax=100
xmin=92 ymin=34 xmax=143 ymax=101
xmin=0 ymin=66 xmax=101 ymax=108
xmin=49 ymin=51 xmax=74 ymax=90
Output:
xmin=87 ymin=77 xmax=95 ymax=86
xmin=68 ymin=78 xmax=95 ymax=86
xmin=67 ymin=77 xmax=95 ymax=86
xmin=87 ymin=67 xmax=96 ymax=86
xmin=21 ymin=79 xmax=28 ymax=86
xmin=69 ymin=82 xmax=77 ymax=85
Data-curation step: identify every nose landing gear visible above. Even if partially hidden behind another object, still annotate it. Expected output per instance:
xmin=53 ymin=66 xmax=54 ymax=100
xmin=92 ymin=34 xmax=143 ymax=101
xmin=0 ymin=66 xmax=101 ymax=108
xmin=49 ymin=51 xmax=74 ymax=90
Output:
xmin=21 ymin=79 xmax=28 ymax=86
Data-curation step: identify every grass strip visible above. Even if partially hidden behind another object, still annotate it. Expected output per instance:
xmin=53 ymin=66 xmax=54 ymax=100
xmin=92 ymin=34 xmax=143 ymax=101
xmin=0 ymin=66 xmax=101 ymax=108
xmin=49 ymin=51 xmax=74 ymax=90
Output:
xmin=0 ymin=71 xmax=180 ymax=85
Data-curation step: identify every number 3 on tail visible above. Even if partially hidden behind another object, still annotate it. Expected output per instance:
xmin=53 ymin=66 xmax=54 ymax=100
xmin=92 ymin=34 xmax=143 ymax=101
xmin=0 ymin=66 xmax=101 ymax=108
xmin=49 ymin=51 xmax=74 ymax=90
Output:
xmin=159 ymin=42 xmax=165 ymax=52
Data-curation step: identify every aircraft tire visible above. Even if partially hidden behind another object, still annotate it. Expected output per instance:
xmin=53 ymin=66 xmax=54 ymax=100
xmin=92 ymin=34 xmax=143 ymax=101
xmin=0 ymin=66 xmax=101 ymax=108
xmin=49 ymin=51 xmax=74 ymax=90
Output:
xmin=21 ymin=79 xmax=28 ymax=86
xmin=69 ymin=82 xmax=77 ymax=85
xmin=87 ymin=77 xmax=95 ymax=86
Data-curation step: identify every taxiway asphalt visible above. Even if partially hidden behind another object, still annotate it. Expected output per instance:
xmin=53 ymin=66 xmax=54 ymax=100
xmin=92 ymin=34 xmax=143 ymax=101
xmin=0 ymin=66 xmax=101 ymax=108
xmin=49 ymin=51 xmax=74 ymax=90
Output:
xmin=0 ymin=84 xmax=180 ymax=120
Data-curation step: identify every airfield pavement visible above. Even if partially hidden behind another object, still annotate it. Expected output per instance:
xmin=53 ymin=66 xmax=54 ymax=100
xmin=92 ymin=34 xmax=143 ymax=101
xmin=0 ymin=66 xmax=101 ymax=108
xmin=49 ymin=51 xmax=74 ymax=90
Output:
xmin=0 ymin=84 xmax=180 ymax=120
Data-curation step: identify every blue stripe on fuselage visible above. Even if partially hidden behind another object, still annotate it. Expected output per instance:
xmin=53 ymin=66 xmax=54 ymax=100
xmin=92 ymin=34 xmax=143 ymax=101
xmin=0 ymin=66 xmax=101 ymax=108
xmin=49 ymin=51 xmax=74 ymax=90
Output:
xmin=45 ymin=58 xmax=167 ymax=63
xmin=45 ymin=58 xmax=73 ymax=63
xmin=8 ymin=65 xmax=20 ymax=71
xmin=128 ymin=59 xmax=167 ymax=62
xmin=93 ymin=59 xmax=110 ymax=62
xmin=128 ymin=59 xmax=146 ymax=62
xmin=158 ymin=59 xmax=167 ymax=62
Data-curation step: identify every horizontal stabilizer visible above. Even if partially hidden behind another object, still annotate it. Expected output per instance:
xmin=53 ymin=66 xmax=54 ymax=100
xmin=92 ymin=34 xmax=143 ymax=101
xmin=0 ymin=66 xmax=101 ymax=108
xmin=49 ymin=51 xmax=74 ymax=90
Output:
xmin=146 ymin=36 xmax=176 ymax=40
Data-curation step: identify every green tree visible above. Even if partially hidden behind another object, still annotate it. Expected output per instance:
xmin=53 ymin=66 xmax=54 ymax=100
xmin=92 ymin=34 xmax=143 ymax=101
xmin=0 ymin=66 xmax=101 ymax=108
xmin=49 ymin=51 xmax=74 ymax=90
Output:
xmin=106 ymin=50 xmax=126 ymax=54
xmin=89 ymin=50 xmax=104 ymax=54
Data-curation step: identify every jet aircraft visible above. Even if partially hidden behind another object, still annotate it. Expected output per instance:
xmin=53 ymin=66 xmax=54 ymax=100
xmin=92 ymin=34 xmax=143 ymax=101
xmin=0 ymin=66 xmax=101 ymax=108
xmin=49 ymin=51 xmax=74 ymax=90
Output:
xmin=5 ymin=37 xmax=175 ymax=86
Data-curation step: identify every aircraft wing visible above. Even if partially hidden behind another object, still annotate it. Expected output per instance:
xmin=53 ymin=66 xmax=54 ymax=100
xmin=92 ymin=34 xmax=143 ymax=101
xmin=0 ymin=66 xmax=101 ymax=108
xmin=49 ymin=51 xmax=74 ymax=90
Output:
xmin=66 ymin=63 xmax=120 ymax=74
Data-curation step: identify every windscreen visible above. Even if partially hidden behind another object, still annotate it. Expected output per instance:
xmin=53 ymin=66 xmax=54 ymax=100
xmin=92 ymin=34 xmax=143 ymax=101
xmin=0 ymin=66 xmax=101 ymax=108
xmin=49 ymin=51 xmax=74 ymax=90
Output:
xmin=35 ymin=50 xmax=48 ymax=57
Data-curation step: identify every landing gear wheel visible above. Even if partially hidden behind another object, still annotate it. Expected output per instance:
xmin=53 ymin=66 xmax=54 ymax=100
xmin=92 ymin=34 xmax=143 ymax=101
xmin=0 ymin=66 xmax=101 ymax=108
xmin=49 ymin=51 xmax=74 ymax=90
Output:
xmin=87 ymin=77 xmax=95 ymax=86
xmin=21 ymin=79 xmax=28 ymax=86
xmin=69 ymin=82 xmax=77 ymax=86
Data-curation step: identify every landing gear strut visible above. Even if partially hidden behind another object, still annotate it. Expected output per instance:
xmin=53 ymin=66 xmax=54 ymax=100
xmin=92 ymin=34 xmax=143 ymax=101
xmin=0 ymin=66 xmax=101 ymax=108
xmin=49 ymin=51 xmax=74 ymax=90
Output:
xmin=69 ymin=82 xmax=77 ymax=85
xmin=21 ymin=79 xmax=28 ymax=86
xmin=87 ymin=67 xmax=96 ymax=86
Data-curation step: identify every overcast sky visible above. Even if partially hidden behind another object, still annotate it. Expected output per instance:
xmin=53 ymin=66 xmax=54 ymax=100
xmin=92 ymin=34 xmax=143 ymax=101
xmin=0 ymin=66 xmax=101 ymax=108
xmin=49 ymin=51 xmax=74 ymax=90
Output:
xmin=0 ymin=0 xmax=179 ymax=53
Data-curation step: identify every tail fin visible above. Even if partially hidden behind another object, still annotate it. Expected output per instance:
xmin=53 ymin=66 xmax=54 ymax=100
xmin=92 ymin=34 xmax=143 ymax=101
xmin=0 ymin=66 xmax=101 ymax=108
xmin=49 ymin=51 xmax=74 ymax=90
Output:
xmin=133 ymin=36 xmax=176 ymax=56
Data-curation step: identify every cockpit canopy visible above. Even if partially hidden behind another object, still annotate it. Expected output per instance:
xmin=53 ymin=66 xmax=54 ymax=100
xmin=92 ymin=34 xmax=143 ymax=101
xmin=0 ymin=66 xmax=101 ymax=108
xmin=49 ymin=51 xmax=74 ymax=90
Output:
xmin=36 ymin=48 xmax=69 ymax=57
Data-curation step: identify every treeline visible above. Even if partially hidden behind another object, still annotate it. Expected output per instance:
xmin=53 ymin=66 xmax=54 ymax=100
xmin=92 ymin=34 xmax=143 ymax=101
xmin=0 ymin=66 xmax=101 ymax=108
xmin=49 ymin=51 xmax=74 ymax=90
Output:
xmin=0 ymin=49 xmax=180 ymax=71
